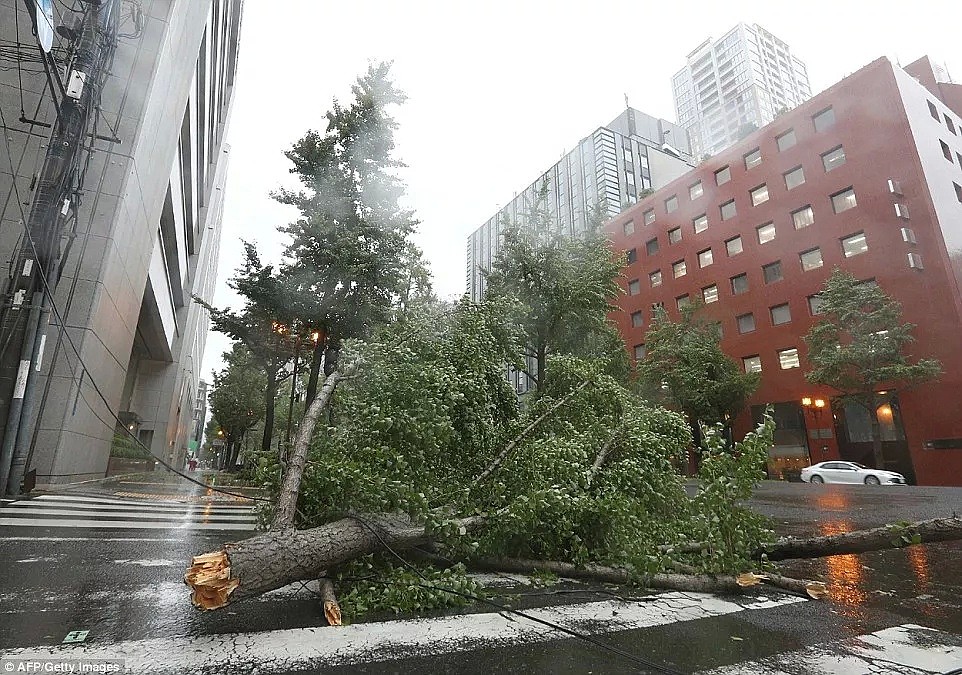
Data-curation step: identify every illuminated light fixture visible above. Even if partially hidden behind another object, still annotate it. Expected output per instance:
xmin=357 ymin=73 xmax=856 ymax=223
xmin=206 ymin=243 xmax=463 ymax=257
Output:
xmin=814 ymin=399 xmax=826 ymax=409
xmin=877 ymin=404 xmax=894 ymax=421
xmin=128 ymin=423 xmax=135 ymax=430
xmin=801 ymin=397 xmax=813 ymax=406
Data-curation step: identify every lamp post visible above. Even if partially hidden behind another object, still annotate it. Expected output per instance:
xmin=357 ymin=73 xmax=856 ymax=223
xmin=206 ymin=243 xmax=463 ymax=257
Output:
xmin=801 ymin=396 xmax=828 ymax=461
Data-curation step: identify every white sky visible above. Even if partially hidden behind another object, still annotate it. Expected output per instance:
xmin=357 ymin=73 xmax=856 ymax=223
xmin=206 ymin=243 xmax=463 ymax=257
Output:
xmin=202 ymin=0 xmax=960 ymax=382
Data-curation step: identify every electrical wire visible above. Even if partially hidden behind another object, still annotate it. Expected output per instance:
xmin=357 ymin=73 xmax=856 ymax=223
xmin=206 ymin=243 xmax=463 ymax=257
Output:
xmin=346 ymin=513 xmax=687 ymax=675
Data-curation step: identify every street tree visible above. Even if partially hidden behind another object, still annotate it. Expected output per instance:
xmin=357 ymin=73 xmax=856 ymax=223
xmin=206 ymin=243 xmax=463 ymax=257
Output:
xmin=639 ymin=302 xmax=760 ymax=450
xmin=273 ymin=62 xmax=429 ymax=406
xmin=482 ymin=184 xmax=626 ymax=391
xmin=804 ymin=269 xmax=942 ymax=469
xmin=208 ymin=344 xmax=267 ymax=470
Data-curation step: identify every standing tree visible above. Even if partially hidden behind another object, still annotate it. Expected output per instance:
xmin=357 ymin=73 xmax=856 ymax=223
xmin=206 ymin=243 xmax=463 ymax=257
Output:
xmin=482 ymin=183 xmax=626 ymax=391
xmin=273 ymin=62 xmax=429 ymax=407
xmin=804 ymin=269 xmax=942 ymax=469
xmin=640 ymin=302 xmax=760 ymax=451
xmin=208 ymin=345 xmax=267 ymax=470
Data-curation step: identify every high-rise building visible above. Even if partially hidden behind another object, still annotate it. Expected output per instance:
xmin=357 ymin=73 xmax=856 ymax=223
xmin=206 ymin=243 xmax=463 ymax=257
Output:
xmin=610 ymin=55 xmax=962 ymax=486
xmin=466 ymin=108 xmax=694 ymax=303
xmin=672 ymin=23 xmax=812 ymax=159
xmin=0 ymin=0 xmax=243 ymax=492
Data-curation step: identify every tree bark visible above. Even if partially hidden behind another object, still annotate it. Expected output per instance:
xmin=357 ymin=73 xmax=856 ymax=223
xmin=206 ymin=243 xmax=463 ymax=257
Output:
xmin=272 ymin=365 xmax=352 ymax=530
xmin=304 ymin=337 xmax=325 ymax=408
xmin=319 ymin=577 xmax=342 ymax=626
xmin=535 ymin=347 xmax=546 ymax=393
xmin=261 ymin=369 xmax=279 ymax=454
xmin=755 ymin=516 xmax=962 ymax=561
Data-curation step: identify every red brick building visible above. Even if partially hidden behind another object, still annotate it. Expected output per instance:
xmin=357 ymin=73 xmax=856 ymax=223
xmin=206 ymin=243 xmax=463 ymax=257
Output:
xmin=608 ymin=56 xmax=962 ymax=486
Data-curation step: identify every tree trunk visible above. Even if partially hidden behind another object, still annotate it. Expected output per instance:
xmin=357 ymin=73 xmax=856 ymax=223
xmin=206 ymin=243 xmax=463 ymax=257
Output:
xmin=184 ymin=514 xmax=434 ymax=610
xmin=755 ymin=516 xmax=962 ymax=561
xmin=535 ymin=347 xmax=546 ymax=393
xmin=304 ymin=338 xmax=325 ymax=408
xmin=869 ymin=403 xmax=885 ymax=470
xmin=261 ymin=369 xmax=279 ymax=455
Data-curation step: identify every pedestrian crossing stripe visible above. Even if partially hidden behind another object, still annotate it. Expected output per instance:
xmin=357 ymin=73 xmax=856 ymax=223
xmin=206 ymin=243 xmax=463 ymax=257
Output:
xmin=0 ymin=493 xmax=257 ymax=531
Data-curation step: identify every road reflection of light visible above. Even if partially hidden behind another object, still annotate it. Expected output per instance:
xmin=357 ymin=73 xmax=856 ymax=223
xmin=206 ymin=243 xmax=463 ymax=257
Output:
xmin=815 ymin=489 xmax=850 ymax=511
xmin=907 ymin=546 xmax=929 ymax=592
xmin=820 ymin=521 xmax=868 ymax=621
xmin=203 ymin=502 xmax=213 ymax=524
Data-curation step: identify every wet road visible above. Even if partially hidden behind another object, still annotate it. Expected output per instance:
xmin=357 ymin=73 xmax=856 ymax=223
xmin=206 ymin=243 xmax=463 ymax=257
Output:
xmin=0 ymin=478 xmax=960 ymax=673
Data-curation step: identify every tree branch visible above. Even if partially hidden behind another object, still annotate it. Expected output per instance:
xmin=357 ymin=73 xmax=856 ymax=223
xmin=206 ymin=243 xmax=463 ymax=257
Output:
xmin=588 ymin=423 xmax=625 ymax=484
xmin=470 ymin=378 xmax=592 ymax=489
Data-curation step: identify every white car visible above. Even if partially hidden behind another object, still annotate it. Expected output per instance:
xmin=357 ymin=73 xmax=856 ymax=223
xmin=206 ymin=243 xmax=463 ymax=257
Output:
xmin=800 ymin=461 xmax=907 ymax=485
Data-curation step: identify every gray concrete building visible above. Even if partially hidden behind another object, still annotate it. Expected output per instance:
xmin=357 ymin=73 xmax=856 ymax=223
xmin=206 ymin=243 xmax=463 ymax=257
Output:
xmin=466 ymin=108 xmax=694 ymax=304
xmin=672 ymin=23 xmax=811 ymax=158
xmin=0 ymin=0 xmax=243 ymax=489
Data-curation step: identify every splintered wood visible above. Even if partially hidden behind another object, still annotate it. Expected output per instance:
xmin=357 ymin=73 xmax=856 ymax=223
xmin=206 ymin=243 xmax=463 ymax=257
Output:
xmin=184 ymin=550 xmax=240 ymax=610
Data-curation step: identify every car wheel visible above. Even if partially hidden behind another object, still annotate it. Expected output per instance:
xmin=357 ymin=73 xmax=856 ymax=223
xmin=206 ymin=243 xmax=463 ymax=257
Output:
xmin=864 ymin=475 xmax=880 ymax=485
xmin=809 ymin=475 xmax=824 ymax=484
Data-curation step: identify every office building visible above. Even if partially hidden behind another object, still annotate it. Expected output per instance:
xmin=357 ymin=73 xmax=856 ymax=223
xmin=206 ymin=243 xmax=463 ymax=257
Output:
xmin=0 ymin=0 xmax=243 ymax=490
xmin=610 ymin=56 xmax=962 ymax=486
xmin=672 ymin=23 xmax=812 ymax=158
xmin=466 ymin=108 xmax=694 ymax=303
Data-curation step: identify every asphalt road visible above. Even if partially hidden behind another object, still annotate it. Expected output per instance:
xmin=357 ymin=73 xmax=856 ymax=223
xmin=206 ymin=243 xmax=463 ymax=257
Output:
xmin=0 ymin=478 xmax=960 ymax=674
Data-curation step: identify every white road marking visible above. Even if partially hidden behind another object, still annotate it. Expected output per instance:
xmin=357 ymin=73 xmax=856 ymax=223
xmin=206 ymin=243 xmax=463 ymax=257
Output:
xmin=700 ymin=623 xmax=962 ymax=674
xmin=0 ymin=507 xmax=256 ymax=521
xmin=19 ymin=494 xmax=254 ymax=509
xmin=0 ymin=592 xmax=805 ymax=672
xmin=5 ymin=499 xmax=254 ymax=513
xmin=110 ymin=559 xmax=176 ymax=567
xmin=0 ymin=536 xmax=200 ymax=543
xmin=0 ymin=518 xmax=254 ymax=530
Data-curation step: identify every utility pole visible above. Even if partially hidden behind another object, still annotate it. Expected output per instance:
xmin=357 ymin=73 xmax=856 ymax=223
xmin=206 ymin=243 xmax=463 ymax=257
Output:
xmin=0 ymin=0 xmax=119 ymax=496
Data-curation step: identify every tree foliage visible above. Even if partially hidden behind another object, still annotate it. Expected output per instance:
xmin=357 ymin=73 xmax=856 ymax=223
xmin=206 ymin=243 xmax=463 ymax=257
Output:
xmin=639 ymin=302 xmax=759 ymax=443
xmin=208 ymin=344 xmax=267 ymax=468
xmin=482 ymin=184 xmax=627 ymax=389
xmin=804 ymin=269 xmax=941 ymax=467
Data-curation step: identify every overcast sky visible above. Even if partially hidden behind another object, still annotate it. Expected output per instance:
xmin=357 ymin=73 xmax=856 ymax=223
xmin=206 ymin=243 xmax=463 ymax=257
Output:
xmin=202 ymin=0 xmax=960 ymax=382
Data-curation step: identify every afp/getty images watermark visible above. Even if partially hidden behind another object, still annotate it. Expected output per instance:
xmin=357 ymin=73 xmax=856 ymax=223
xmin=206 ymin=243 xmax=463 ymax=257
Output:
xmin=1 ymin=660 xmax=125 ymax=674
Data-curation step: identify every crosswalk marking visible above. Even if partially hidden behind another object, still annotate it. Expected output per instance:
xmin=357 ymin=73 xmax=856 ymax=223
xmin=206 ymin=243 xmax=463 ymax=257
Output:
xmin=699 ymin=623 xmax=962 ymax=674
xmin=0 ymin=592 xmax=805 ymax=672
xmin=0 ymin=493 xmax=257 ymax=531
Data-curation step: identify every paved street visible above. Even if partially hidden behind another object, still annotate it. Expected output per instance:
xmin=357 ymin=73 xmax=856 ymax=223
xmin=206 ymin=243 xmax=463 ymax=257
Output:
xmin=0 ymin=478 xmax=960 ymax=674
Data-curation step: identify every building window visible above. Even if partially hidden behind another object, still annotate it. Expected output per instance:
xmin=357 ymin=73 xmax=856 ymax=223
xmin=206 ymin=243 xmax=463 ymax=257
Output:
xmin=665 ymin=195 xmax=679 ymax=213
xmin=643 ymin=209 xmax=655 ymax=225
xmin=908 ymin=252 xmax=924 ymax=269
xmin=888 ymin=179 xmax=902 ymax=195
xmin=894 ymin=203 xmax=910 ymax=219
xmin=784 ymin=166 xmax=806 ymax=190
xmin=720 ymin=199 xmax=737 ymax=220
xmin=726 ymin=236 xmax=743 ymax=256
xmin=792 ymin=205 xmax=814 ymax=229
xmin=750 ymin=184 xmax=770 ymax=206
xmin=770 ymin=303 xmax=792 ymax=326
xmin=626 ymin=248 xmax=638 ymax=265
xmin=831 ymin=187 xmax=857 ymax=213
xmin=744 ymin=148 xmax=762 ymax=169
xmin=628 ymin=279 xmax=641 ymax=295
xmin=813 ymin=107 xmax=835 ymax=132
xmin=715 ymin=165 xmax=731 ymax=185
xmin=623 ymin=220 xmax=634 ymax=236
xmin=702 ymin=284 xmax=719 ymax=304
xmin=954 ymin=182 xmax=962 ymax=203
xmin=841 ymin=231 xmax=868 ymax=258
xmin=778 ymin=347 xmax=800 ymax=369
xmin=698 ymin=248 xmax=714 ymax=268
xmin=668 ymin=227 xmax=682 ymax=244
xmin=958 ymin=152 xmax=962 ymax=167
xmin=941 ymin=140 xmax=953 ymax=162
xmin=737 ymin=313 xmax=756 ymax=334
xmin=731 ymin=273 xmax=749 ymax=295
xmin=646 ymin=237 xmax=660 ymax=256
xmin=799 ymin=247 xmax=823 ymax=271
xmin=650 ymin=269 xmax=662 ymax=287
xmin=631 ymin=311 xmax=644 ymax=328
xmin=634 ymin=344 xmax=646 ymax=360
xmin=776 ymin=129 xmax=797 ymax=151
xmin=743 ymin=355 xmax=762 ymax=373
xmin=901 ymin=227 xmax=917 ymax=244
xmin=672 ymin=259 xmax=687 ymax=278
xmin=946 ymin=114 xmax=957 ymax=135
xmin=763 ymin=260 xmax=783 ymax=284
xmin=756 ymin=222 xmax=776 ymax=244
xmin=821 ymin=146 xmax=846 ymax=172
xmin=808 ymin=294 xmax=825 ymax=315
xmin=693 ymin=214 xmax=708 ymax=233
xmin=676 ymin=294 xmax=691 ymax=310
xmin=690 ymin=181 xmax=704 ymax=199
xmin=928 ymin=100 xmax=940 ymax=120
